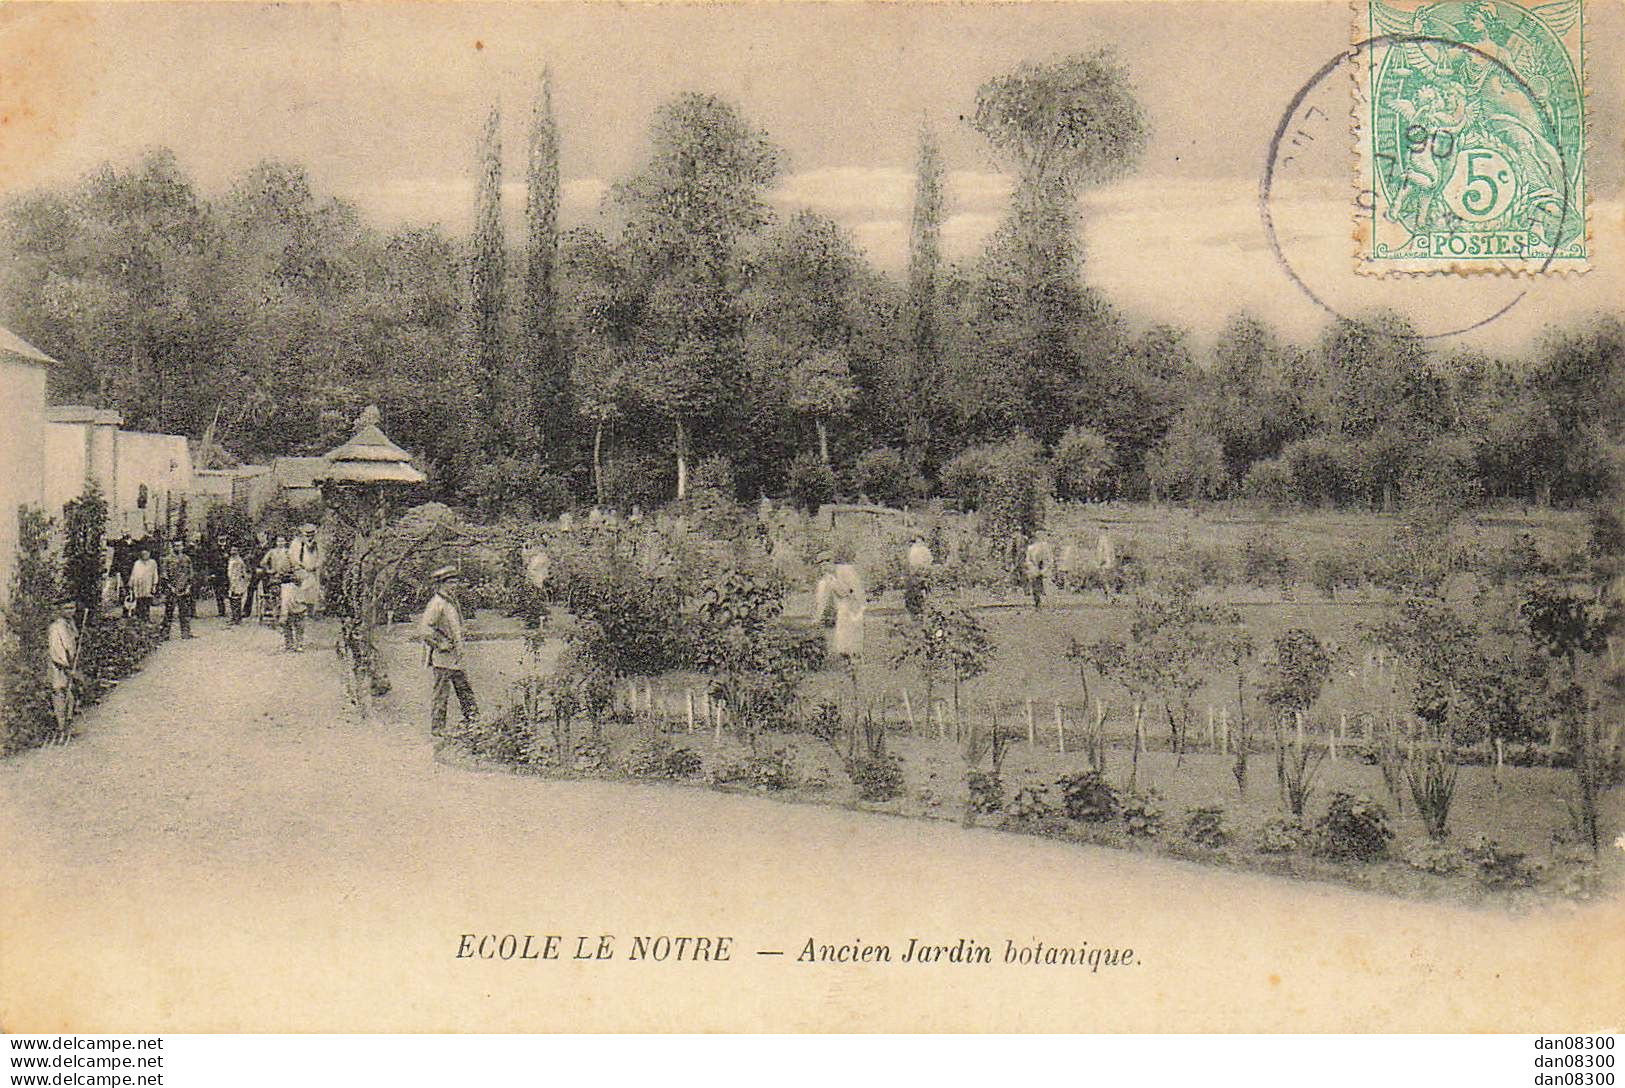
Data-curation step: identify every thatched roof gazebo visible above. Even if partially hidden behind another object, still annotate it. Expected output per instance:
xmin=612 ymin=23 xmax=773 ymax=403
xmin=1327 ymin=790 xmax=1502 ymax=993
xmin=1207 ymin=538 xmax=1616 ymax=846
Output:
xmin=320 ymin=407 xmax=428 ymax=489
xmin=318 ymin=406 xmax=427 ymax=528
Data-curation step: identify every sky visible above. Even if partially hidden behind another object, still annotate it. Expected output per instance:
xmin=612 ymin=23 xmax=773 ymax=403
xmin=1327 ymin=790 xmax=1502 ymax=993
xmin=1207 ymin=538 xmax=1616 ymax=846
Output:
xmin=0 ymin=0 xmax=1620 ymax=355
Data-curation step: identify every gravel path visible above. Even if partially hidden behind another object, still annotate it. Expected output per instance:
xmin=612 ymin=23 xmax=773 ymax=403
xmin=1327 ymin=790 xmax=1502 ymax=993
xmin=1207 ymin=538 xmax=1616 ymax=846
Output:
xmin=2 ymin=613 xmax=1619 ymax=1031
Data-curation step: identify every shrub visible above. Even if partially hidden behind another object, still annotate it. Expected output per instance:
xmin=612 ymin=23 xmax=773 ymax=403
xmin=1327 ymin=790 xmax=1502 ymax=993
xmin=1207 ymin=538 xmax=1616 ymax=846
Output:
xmin=1256 ymin=816 xmax=1306 ymax=854
xmin=685 ymin=456 xmax=744 ymax=537
xmin=1240 ymin=457 xmax=1298 ymax=509
xmin=785 ymin=452 xmax=838 ymax=514
xmin=62 ymin=483 xmax=109 ymax=614
xmin=966 ymin=769 xmax=1003 ymax=815
xmin=624 ymin=737 xmax=671 ymax=778
xmin=601 ymin=453 xmax=675 ymax=513
xmin=940 ymin=436 xmax=1049 ymax=537
xmin=1404 ymin=839 xmax=1466 ymax=875
xmin=1406 ymin=745 xmax=1460 ymax=841
xmin=462 ymin=455 xmax=574 ymax=520
xmin=1242 ymin=530 xmax=1297 ymax=589
xmin=853 ymin=752 xmax=905 ymax=802
xmin=573 ymin=735 xmax=610 ymax=773
xmin=849 ymin=447 xmax=920 ymax=508
xmin=1120 ymin=790 xmax=1164 ymax=837
xmin=1053 ymin=426 xmax=1118 ymax=503
xmin=1145 ymin=422 xmax=1229 ymax=503
xmin=1312 ymin=791 xmax=1394 ymax=862
xmin=553 ymin=539 xmax=693 ymax=677
xmin=76 ymin=618 xmax=164 ymax=706
xmin=663 ymin=746 xmax=704 ymax=779
xmin=1402 ymin=434 xmax=1484 ymax=513
xmin=1184 ymin=806 xmax=1229 ymax=847
xmin=625 ymin=739 xmax=704 ymax=780
xmin=2 ymin=507 xmax=59 ymax=755
xmin=1309 ymin=553 xmax=1355 ymax=601
xmin=715 ymin=746 xmax=800 ymax=791
xmin=1006 ymin=786 xmax=1058 ymax=826
xmin=1056 ymin=770 xmax=1119 ymax=822
xmin=1466 ymin=836 xmax=1540 ymax=889
xmin=456 ymin=706 xmax=550 ymax=769
xmin=1282 ymin=434 xmax=1353 ymax=507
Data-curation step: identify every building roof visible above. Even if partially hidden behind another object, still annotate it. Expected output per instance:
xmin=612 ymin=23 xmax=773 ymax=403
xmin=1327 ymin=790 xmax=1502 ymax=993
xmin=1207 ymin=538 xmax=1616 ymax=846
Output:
xmin=47 ymin=405 xmax=123 ymax=426
xmin=0 ymin=327 xmax=55 ymax=367
xmin=320 ymin=417 xmax=427 ymax=486
xmin=272 ymin=456 xmax=329 ymax=489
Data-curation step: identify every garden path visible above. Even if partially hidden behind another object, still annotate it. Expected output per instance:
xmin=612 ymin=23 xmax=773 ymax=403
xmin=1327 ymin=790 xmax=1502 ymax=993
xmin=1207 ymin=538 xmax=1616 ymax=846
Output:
xmin=1 ymin=613 xmax=1617 ymax=1031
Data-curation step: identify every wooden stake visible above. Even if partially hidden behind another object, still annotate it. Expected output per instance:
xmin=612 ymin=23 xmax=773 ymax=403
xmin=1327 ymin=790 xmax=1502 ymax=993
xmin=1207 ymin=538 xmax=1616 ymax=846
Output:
xmin=1339 ymin=711 xmax=1348 ymax=739
xmin=1055 ymin=703 xmax=1065 ymax=754
xmin=713 ymin=700 xmax=722 ymax=742
xmin=901 ymin=689 xmax=916 ymax=734
xmin=935 ymin=701 xmax=947 ymax=742
xmin=1025 ymin=698 xmax=1036 ymax=745
xmin=1220 ymin=707 xmax=1229 ymax=753
xmin=686 ymin=689 xmax=695 ymax=734
xmin=1328 ymin=728 xmax=1338 ymax=762
xmin=1207 ymin=705 xmax=1215 ymax=747
xmin=1295 ymin=709 xmax=1305 ymax=747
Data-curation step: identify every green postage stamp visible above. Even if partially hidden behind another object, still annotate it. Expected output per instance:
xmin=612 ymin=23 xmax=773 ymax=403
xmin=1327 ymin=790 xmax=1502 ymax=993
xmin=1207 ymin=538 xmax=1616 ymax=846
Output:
xmin=1356 ymin=0 xmax=1587 ymax=273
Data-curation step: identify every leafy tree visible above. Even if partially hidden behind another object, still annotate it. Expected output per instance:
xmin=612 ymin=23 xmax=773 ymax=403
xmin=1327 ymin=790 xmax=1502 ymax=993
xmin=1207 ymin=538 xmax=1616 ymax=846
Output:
xmin=744 ymin=211 xmax=863 ymax=467
xmin=969 ymin=51 xmax=1147 ymax=447
xmin=613 ymin=93 xmax=783 ymax=499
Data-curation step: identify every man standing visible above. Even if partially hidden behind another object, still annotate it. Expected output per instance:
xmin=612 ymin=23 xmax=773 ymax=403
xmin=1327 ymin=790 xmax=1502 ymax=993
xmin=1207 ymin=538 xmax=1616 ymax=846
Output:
xmin=1024 ymin=535 xmax=1055 ymax=612
xmin=418 ymin=566 xmax=478 ymax=735
xmin=129 ymin=548 xmax=159 ymax=624
xmin=288 ymin=524 xmax=323 ymax=617
xmin=208 ymin=535 xmax=232 ymax=619
xmin=226 ymin=546 xmax=249 ymax=625
xmin=904 ymin=533 xmax=933 ymax=618
xmin=262 ymin=535 xmax=291 ymax=626
xmin=243 ymin=532 xmax=267 ymax=620
xmin=164 ymin=542 xmax=196 ymax=639
xmin=47 ymin=596 xmax=79 ymax=744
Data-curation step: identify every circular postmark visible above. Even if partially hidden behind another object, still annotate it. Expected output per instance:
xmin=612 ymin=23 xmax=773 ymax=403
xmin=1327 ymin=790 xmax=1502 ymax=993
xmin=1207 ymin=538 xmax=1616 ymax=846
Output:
xmin=1260 ymin=29 xmax=1577 ymax=339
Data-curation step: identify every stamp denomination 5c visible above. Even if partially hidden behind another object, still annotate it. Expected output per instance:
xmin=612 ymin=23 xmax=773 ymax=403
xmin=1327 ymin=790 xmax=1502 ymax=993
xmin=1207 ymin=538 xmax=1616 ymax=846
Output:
xmin=1355 ymin=0 xmax=1587 ymax=274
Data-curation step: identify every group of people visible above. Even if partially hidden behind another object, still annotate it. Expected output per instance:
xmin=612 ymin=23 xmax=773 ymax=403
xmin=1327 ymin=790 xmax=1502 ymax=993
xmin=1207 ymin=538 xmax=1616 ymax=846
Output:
xmin=105 ymin=524 xmax=325 ymax=649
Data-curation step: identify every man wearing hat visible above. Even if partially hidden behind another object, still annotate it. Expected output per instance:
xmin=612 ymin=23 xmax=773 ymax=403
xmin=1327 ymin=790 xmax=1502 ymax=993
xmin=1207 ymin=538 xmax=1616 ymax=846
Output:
xmin=418 ymin=565 xmax=478 ymax=735
xmin=288 ymin=524 xmax=323 ymax=617
xmin=47 ymin=596 xmax=80 ymax=743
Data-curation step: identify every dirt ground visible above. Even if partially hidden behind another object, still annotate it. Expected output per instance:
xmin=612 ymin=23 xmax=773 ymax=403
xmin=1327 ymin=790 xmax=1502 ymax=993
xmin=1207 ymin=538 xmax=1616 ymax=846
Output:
xmin=2 ymin=609 xmax=1622 ymax=1032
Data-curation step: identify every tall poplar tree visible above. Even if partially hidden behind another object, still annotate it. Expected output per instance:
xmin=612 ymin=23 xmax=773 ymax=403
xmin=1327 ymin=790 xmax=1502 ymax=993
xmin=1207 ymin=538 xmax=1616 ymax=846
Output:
xmin=523 ymin=69 xmax=570 ymax=461
xmin=905 ymin=121 xmax=945 ymax=470
xmin=470 ymin=104 xmax=507 ymax=453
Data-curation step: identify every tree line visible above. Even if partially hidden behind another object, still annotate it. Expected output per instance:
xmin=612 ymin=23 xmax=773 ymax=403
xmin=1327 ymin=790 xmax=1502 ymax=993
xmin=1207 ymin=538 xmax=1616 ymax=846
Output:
xmin=2 ymin=52 xmax=1620 ymax=518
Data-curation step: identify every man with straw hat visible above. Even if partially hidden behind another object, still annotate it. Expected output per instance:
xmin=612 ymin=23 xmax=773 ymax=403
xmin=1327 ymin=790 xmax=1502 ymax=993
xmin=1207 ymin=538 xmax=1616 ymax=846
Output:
xmin=418 ymin=564 xmax=478 ymax=736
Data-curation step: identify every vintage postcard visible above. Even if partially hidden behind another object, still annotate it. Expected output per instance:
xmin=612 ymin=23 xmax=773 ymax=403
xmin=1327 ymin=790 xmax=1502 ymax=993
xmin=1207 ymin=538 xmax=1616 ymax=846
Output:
xmin=0 ymin=0 xmax=1622 ymax=1037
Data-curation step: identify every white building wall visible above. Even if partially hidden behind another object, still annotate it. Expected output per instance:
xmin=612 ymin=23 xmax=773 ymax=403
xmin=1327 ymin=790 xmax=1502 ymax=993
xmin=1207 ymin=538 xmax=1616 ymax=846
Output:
xmin=43 ymin=422 xmax=87 ymax=519
xmin=0 ymin=358 xmax=48 ymax=600
xmin=114 ymin=432 xmax=194 ymax=536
